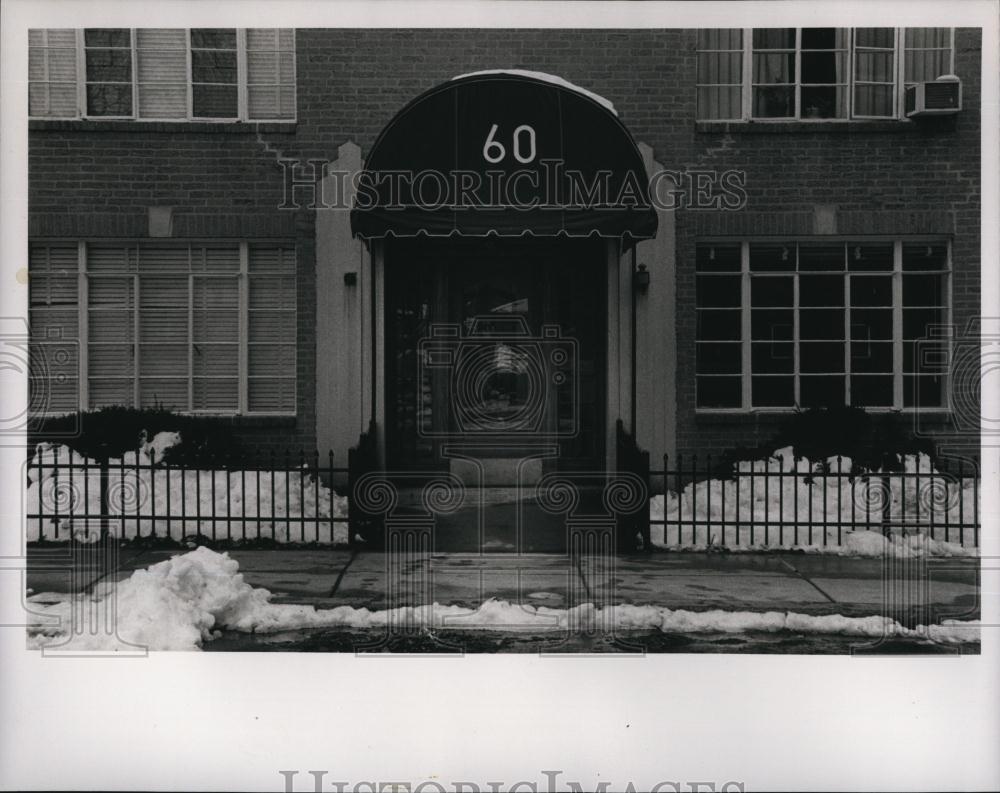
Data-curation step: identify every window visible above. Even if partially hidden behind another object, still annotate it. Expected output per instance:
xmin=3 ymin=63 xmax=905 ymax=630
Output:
xmin=135 ymin=29 xmax=188 ymax=119
xmin=28 ymin=29 xmax=78 ymax=118
xmin=84 ymin=29 xmax=133 ymax=117
xmin=191 ymin=29 xmax=239 ymax=118
xmin=246 ymin=29 xmax=296 ymax=121
xmin=695 ymin=240 xmax=950 ymax=410
xmin=28 ymin=28 xmax=296 ymax=121
xmin=696 ymin=27 xmax=954 ymax=121
xmin=28 ymin=241 xmax=297 ymax=414
xmin=696 ymin=29 xmax=744 ymax=122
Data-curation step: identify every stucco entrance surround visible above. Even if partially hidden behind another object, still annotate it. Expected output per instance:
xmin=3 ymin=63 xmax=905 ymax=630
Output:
xmin=315 ymin=73 xmax=677 ymax=488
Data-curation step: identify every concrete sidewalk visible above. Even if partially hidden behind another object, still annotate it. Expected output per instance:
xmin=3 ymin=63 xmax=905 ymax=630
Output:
xmin=25 ymin=546 xmax=981 ymax=622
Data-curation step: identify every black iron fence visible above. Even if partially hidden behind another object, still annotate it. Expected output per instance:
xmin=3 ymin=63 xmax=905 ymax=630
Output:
xmin=615 ymin=420 xmax=980 ymax=551
xmin=26 ymin=445 xmax=351 ymax=546
xmin=649 ymin=453 xmax=980 ymax=550
xmin=27 ymin=423 xmax=981 ymax=551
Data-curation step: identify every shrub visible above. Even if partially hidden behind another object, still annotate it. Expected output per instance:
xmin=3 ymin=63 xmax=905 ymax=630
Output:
xmin=720 ymin=406 xmax=936 ymax=473
xmin=29 ymin=406 xmax=247 ymax=467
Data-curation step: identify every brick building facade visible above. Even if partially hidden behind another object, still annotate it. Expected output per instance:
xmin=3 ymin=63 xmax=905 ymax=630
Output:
xmin=28 ymin=27 xmax=982 ymax=470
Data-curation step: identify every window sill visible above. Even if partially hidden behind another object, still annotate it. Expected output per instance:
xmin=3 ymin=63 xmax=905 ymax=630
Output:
xmin=695 ymin=119 xmax=935 ymax=135
xmin=29 ymin=119 xmax=297 ymax=134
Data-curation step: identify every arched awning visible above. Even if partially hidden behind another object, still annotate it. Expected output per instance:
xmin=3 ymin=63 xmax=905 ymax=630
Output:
xmin=350 ymin=72 xmax=658 ymax=242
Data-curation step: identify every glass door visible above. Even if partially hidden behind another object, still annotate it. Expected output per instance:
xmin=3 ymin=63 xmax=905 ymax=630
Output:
xmin=385 ymin=237 xmax=606 ymax=473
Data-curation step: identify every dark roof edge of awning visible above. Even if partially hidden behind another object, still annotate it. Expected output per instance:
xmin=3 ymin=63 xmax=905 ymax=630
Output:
xmin=352 ymin=226 xmax=656 ymax=242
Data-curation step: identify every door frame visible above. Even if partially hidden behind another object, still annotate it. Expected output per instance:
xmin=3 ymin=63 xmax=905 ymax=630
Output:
xmin=372 ymin=236 xmax=631 ymax=475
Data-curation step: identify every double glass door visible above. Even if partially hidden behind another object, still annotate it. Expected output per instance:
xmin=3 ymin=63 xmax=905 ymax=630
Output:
xmin=384 ymin=237 xmax=606 ymax=475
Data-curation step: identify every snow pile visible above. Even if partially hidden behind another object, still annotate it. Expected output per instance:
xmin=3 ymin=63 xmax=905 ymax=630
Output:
xmin=651 ymin=447 xmax=980 ymax=556
xmin=451 ymin=69 xmax=618 ymax=115
xmin=27 ymin=548 xmax=980 ymax=651
xmin=26 ymin=433 xmax=348 ymax=545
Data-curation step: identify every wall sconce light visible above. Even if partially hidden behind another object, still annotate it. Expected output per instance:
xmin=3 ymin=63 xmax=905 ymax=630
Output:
xmin=854 ymin=246 xmax=862 ymax=261
xmin=343 ymin=272 xmax=358 ymax=286
xmin=781 ymin=246 xmax=790 ymax=261
xmin=634 ymin=263 xmax=650 ymax=294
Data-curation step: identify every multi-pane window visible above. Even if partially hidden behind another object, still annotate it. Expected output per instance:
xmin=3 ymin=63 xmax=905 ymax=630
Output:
xmin=27 ymin=244 xmax=81 ymax=414
xmin=29 ymin=29 xmax=296 ymax=121
xmin=852 ymin=28 xmax=896 ymax=118
xmin=28 ymin=242 xmax=297 ymax=414
xmin=696 ymin=27 xmax=955 ymax=121
xmin=191 ymin=29 xmax=239 ymax=118
xmin=696 ymin=29 xmax=744 ymax=123
xmin=135 ymin=28 xmax=188 ymax=119
xmin=695 ymin=240 xmax=950 ymax=410
xmin=84 ymin=29 xmax=133 ymax=117
xmin=904 ymin=28 xmax=955 ymax=91
xmin=28 ymin=29 xmax=78 ymax=118
xmin=246 ymin=29 xmax=296 ymax=121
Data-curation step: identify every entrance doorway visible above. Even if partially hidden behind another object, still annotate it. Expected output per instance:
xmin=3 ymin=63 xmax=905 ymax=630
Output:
xmin=383 ymin=236 xmax=607 ymax=551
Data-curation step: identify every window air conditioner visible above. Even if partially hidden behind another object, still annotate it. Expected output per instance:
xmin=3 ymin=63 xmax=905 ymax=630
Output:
xmin=905 ymin=75 xmax=962 ymax=117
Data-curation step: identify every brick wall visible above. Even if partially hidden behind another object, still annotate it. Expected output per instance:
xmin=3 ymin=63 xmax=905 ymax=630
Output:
xmin=28 ymin=120 xmax=319 ymax=451
xmin=28 ymin=27 xmax=983 ymax=462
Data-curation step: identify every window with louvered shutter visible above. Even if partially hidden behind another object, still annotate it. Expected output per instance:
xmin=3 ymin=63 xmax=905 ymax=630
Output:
xmin=30 ymin=28 xmax=295 ymax=121
xmin=51 ymin=241 xmax=295 ymax=414
xmin=136 ymin=29 xmax=188 ymax=119
xmin=192 ymin=271 xmax=240 ymax=412
xmin=28 ymin=244 xmax=80 ymax=412
xmin=247 ymin=245 xmax=296 ymax=413
xmin=246 ymin=28 xmax=296 ymax=120
xmin=87 ymin=244 xmax=137 ymax=406
xmin=28 ymin=29 xmax=78 ymax=118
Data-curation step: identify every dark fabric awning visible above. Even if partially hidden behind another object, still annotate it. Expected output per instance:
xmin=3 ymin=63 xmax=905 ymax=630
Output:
xmin=350 ymin=73 xmax=658 ymax=241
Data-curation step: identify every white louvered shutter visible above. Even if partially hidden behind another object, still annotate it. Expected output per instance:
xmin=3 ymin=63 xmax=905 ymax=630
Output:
xmin=28 ymin=30 xmax=79 ymax=118
xmin=247 ymin=245 xmax=296 ymax=412
xmin=246 ymin=29 xmax=296 ymax=120
xmin=86 ymin=245 xmax=137 ymax=407
xmin=135 ymin=29 xmax=188 ymax=119
xmin=29 ymin=244 xmax=80 ymax=411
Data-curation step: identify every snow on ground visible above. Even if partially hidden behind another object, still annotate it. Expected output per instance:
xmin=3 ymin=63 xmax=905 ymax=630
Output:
xmin=26 ymin=548 xmax=980 ymax=651
xmin=25 ymin=434 xmax=348 ymax=545
xmin=651 ymin=447 xmax=980 ymax=557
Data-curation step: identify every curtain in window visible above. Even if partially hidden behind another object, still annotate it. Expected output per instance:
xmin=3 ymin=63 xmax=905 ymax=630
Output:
xmin=696 ymin=29 xmax=743 ymax=120
xmin=853 ymin=28 xmax=896 ymax=117
xmin=751 ymin=28 xmax=796 ymax=118
xmin=905 ymin=28 xmax=953 ymax=84
xmin=799 ymin=28 xmax=849 ymax=119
